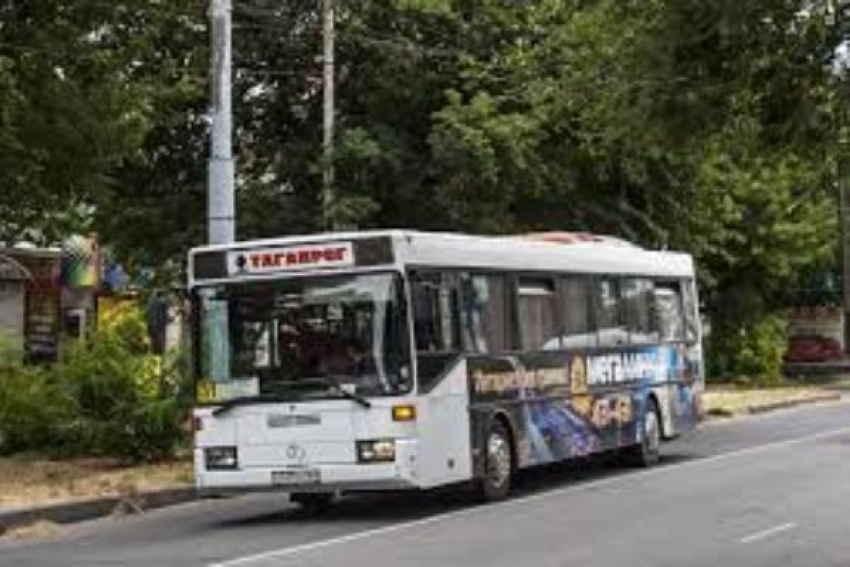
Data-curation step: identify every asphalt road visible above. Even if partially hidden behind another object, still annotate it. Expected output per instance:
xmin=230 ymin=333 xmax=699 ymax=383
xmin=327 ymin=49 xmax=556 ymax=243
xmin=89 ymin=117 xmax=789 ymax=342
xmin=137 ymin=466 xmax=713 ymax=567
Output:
xmin=2 ymin=400 xmax=849 ymax=567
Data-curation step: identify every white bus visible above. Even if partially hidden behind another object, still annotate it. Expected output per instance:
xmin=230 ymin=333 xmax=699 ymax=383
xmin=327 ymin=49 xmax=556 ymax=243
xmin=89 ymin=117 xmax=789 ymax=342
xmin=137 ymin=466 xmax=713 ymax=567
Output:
xmin=189 ymin=230 xmax=703 ymax=507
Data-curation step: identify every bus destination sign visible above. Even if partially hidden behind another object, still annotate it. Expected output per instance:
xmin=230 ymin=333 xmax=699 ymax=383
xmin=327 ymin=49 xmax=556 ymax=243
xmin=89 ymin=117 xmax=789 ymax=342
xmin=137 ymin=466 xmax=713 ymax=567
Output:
xmin=228 ymin=242 xmax=355 ymax=275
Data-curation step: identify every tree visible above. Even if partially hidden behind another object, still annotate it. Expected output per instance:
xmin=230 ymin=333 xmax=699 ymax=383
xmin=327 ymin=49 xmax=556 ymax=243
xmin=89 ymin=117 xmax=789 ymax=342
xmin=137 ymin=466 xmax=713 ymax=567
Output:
xmin=0 ymin=0 xmax=207 ymax=261
xmin=92 ymin=0 xmax=210 ymax=274
xmin=2 ymin=0 xmax=845 ymax=377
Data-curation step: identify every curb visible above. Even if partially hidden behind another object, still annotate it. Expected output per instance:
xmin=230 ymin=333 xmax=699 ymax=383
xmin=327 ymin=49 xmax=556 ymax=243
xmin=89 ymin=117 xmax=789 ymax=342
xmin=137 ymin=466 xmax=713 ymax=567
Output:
xmin=747 ymin=392 xmax=843 ymax=414
xmin=0 ymin=487 xmax=198 ymax=533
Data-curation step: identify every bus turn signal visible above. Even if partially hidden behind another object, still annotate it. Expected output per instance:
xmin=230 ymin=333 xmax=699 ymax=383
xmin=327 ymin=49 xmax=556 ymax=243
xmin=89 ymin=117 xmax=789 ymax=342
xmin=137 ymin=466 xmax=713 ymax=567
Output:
xmin=392 ymin=405 xmax=416 ymax=422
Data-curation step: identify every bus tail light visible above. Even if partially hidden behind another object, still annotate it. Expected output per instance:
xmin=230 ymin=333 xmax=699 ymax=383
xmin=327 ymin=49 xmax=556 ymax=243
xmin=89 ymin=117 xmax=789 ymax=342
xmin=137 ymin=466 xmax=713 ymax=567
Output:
xmin=392 ymin=404 xmax=416 ymax=422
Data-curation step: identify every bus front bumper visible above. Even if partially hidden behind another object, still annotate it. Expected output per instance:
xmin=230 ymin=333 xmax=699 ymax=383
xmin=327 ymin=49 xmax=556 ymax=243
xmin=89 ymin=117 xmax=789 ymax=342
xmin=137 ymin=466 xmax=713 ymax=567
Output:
xmin=194 ymin=442 xmax=421 ymax=494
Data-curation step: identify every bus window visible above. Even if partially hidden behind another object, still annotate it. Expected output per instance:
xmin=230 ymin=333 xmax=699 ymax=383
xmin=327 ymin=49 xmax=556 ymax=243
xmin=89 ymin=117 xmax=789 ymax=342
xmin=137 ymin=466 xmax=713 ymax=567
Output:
xmin=595 ymin=277 xmax=627 ymax=347
xmin=410 ymin=272 xmax=464 ymax=388
xmin=623 ymin=278 xmax=658 ymax=345
xmin=654 ymin=282 xmax=685 ymax=342
xmin=560 ymin=276 xmax=594 ymax=349
xmin=232 ymin=320 xmax=273 ymax=373
xmin=681 ymin=279 xmax=699 ymax=343
xmin=411 ymin=272 xmax=461 ymax=353
xmin=459 ymin=274 xmax=509 ymax=354
xmin=518 ymin=278 xmax=559 ymax=350
xmin=199 ymin=288 xmax=232 ymax=383
xmin=197 ymin=273 xmax=410 ymax=398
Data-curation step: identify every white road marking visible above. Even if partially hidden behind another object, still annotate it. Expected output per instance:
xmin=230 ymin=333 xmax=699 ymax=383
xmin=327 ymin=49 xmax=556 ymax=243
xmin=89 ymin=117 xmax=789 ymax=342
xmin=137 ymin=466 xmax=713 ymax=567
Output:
xmin=210 ymin=425 xmax=850 ymax=567
xmin=739 ymin=522 xmax=797 ymax=544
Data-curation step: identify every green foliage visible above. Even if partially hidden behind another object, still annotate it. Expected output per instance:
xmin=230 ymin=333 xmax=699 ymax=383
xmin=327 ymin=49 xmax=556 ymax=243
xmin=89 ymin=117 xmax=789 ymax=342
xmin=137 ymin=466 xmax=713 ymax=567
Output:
xmin=2 ymin=0 xmax=845 ymax=380
xmin=0 ymin=309 xmax=188 ymax=462
xmin=0 ymin=330 xmax=24 ymax=369
xmin=709 ymin=314 xmax=789 ymax=385
xmin=0 ymin=364 xmax=75 ymax=455
xmin=0 ymin=0 xmax=207 ymax=255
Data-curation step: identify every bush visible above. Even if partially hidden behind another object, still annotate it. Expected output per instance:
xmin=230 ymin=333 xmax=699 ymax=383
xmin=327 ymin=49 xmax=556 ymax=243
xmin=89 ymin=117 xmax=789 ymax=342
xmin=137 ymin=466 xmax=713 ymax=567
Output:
xmin=0 ymin=331 xmax=24 ymax=370
xmin=708 ymin=313 xmax=788 ymax=386
xmin=0 ymin=307 xmax=190 ymax=462
xmin=0 ymin=364 xmax=75 ymax=455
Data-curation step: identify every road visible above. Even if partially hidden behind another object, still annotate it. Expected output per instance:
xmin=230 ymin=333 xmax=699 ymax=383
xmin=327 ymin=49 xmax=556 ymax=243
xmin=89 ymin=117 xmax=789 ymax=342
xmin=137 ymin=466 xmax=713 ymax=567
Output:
xmin=2 ymin=400 xmax=849 ymax=567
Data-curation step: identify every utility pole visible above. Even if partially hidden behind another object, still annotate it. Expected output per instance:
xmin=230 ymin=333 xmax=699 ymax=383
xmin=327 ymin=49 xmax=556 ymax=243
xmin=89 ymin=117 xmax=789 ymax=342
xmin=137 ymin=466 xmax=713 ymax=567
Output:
xmin=208 ymin=0 xmax=236 ymax=245
xmin=322 ymin=0 xmax=336 ymax=231
xmin=835 ymin=0 xmax=850 ymax=356
xmin=840 ymin=117 xmax=850 ymax=354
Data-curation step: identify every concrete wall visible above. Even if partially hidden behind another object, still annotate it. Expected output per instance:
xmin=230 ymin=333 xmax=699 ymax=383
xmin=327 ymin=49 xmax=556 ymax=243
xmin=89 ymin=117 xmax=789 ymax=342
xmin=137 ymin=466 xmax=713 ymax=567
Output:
xmin=787 ymin=306 xmax=844 ymax=348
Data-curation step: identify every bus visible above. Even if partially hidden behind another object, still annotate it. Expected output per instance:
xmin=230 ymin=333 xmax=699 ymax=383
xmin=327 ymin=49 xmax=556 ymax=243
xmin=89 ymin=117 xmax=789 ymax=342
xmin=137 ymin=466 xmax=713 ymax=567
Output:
xmin=189 ymin=230 xmax=703 ymax=507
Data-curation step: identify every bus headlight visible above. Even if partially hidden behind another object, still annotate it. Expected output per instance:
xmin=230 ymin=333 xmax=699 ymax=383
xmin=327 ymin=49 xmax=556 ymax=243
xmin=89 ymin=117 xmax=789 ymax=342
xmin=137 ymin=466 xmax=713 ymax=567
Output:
xmin=356 ymin=439 xmax=396 ymax=463
xmin=205 ymin=446 xmax=238 ymax=470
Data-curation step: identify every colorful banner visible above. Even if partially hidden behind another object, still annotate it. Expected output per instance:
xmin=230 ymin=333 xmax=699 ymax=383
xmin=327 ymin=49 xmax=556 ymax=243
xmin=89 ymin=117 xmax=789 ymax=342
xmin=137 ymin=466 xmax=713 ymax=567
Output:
xmin=61 ymin=235 xmax=101 ymax=290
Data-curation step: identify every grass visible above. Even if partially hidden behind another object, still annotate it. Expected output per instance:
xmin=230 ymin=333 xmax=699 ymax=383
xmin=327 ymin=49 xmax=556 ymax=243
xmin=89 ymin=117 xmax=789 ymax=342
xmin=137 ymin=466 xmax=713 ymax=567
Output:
xmin=0 ymin=455 xmax=193 ymax=510
xmin=704 ymin=384 xmax=841 ymax=418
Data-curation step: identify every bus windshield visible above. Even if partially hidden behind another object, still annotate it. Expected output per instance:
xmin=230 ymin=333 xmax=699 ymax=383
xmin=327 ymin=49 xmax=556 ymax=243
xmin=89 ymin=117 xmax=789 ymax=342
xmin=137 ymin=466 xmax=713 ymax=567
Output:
xmin=195 ymin=273 xmax=411 ymax=403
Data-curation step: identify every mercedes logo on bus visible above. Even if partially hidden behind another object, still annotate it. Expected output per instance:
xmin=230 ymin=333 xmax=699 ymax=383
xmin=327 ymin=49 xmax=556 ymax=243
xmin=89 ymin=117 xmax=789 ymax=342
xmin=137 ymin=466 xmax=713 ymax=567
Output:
xmin=285 ymin=443 xmax=306 ymax=463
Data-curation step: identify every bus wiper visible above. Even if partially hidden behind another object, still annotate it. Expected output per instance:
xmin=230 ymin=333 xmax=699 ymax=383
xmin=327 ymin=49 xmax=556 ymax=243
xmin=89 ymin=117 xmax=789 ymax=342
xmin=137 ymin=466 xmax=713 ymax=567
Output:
xmin=281 ymin=377 xmax=372 ymax=409
xmin=211 ymin=393 xmax=295 ymax=417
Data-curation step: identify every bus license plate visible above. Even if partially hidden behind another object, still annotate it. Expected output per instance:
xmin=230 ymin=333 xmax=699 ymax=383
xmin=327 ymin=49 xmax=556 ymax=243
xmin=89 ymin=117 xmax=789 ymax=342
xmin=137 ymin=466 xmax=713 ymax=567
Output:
xmin=272 ymin=469 xmax=320 ymax=486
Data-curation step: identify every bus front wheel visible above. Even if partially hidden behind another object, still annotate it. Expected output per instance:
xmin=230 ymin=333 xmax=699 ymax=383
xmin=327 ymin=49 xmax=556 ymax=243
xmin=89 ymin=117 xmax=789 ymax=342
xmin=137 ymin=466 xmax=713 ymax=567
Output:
xmin=477 ymin=420 xmax=513 ymax=501
xmin=290 ymin=492 xmax=335 ymax=514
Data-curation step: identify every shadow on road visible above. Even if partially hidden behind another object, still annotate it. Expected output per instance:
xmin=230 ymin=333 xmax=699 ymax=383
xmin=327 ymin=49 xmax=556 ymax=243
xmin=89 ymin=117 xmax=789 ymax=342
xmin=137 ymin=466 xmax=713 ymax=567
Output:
xmin=210 ymin=452 xmax=699 ymax=530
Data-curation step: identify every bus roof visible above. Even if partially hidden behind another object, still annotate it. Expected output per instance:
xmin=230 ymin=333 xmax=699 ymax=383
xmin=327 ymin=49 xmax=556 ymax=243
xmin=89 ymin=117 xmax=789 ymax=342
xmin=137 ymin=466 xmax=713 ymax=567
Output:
xmin=189 ymin=230 xmax=694 ymax=284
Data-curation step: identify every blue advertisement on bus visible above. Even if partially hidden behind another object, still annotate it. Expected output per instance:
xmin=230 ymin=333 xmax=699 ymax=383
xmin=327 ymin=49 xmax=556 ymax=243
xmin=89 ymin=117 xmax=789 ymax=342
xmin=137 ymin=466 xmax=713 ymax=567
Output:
xmin=468 ymin=344 xmax=701 ymax=467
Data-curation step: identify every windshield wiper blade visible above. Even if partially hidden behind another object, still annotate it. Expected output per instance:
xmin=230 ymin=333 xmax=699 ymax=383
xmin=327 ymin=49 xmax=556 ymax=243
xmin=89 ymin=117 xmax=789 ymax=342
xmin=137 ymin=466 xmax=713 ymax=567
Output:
xmin=211 ymin=393 xmax=294 ymax=417
xmin=329 ymin=380 xmax=372 ymax=409
xmin=280 ymin=377 xmax=372 ymax=409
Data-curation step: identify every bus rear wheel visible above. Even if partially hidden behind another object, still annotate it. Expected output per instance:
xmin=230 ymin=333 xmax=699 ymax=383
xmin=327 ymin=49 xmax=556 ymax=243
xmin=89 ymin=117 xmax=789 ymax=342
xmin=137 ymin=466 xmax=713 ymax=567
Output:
xmin=626 ymin=398 xmax=661 ymax=467
xmin=477 ymin=420 xmax=513 ymax=501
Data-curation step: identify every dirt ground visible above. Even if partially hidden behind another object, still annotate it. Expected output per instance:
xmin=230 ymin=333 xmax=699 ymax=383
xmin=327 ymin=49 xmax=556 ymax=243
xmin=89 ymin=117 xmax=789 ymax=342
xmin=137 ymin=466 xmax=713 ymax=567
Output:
xmin=0 ymin=456 xmax=192 ymax=510
xmin=703 ymin=385 xmax=840 ymax=417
